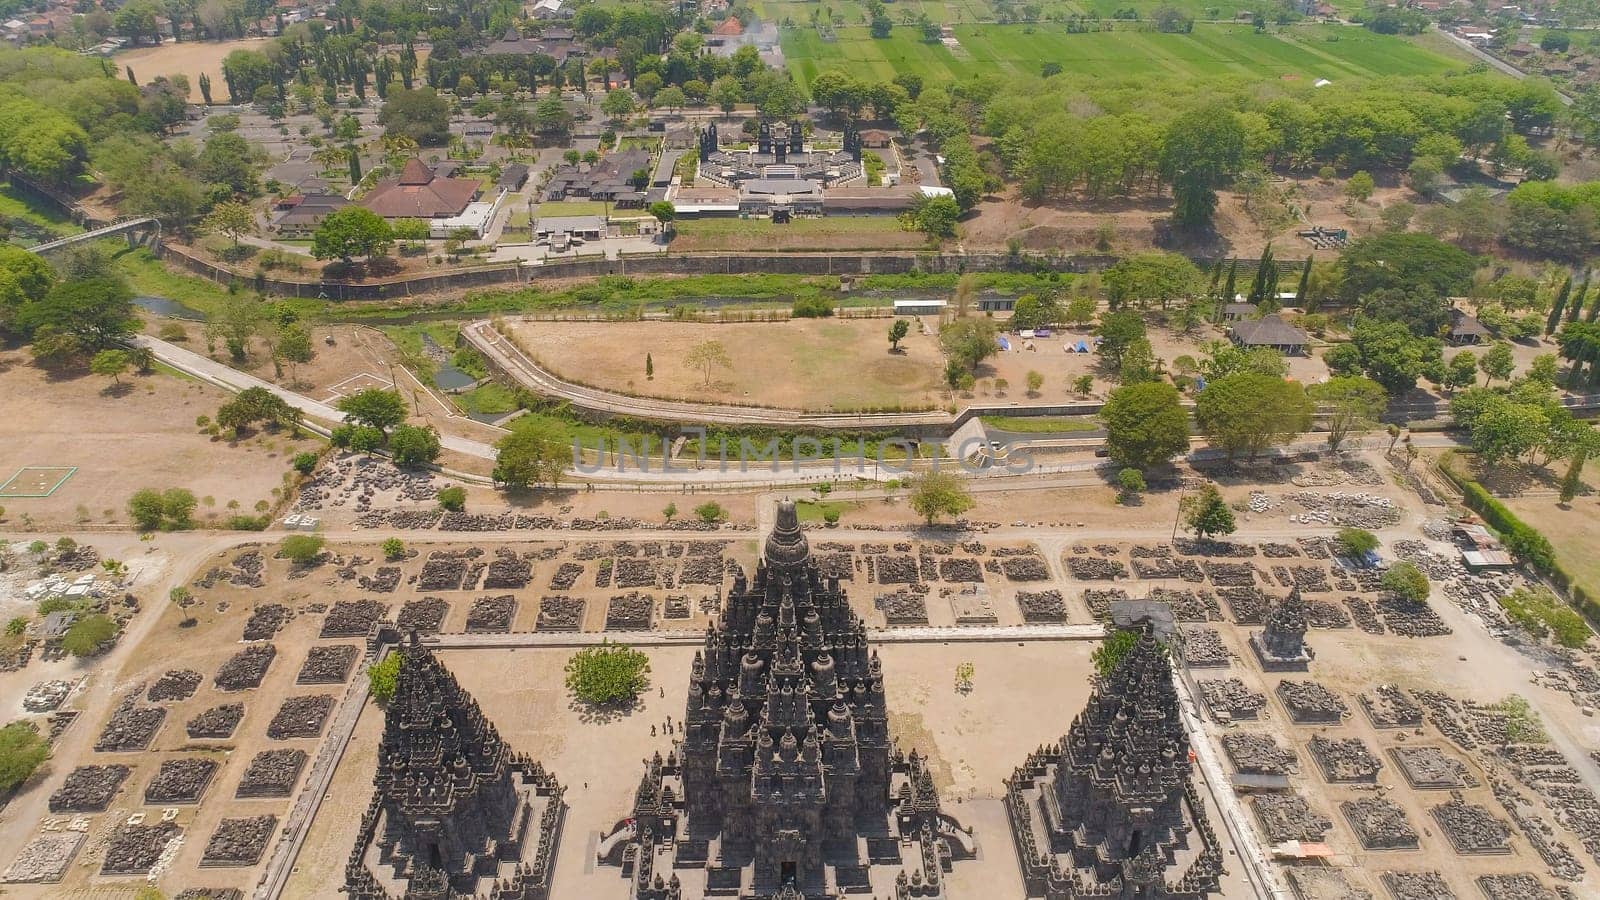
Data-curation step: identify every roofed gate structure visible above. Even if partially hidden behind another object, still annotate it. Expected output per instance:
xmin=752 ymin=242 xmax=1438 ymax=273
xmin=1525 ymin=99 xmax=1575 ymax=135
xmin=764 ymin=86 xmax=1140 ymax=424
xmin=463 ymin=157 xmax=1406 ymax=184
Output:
xmin=344 ymin=634 xmax=565 ymax=899
xmin=1005 ymin=632 xmax=1224 ymax=900
xmin=598 ymin=500 xmax=975 ymax=899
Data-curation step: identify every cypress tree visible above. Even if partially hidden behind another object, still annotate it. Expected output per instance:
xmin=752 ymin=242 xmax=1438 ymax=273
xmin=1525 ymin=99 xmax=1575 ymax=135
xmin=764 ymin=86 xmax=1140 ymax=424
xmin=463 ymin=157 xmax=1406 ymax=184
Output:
xmin=348 ymin=150 xmax=362 ymax=185
xmin=1208 ymin=259 xmax=1224 ymax=298
xmin=1560 ymin=450 xmax=1586 ymax=504
xmin=1548 ymin=276 xmax=1572 ymax=335
xmin=1248 ymin=245 xmax=1274 ymax=304
xmin=198 ymin=72 xmax=212 ymax=105
xmin=1295 ymin=257 xmax=1312 ymax=307
xmin=1223 ymin=258 xmax=1238 ymax=303
xmin=1569 ymin=271 xmax=1589 ymax=323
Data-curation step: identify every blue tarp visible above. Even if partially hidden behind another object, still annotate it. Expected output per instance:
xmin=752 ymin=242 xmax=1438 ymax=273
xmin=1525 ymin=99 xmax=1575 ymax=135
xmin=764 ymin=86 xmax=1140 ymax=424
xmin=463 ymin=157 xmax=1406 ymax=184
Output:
xmin=997 ymin=336 xmax=1011 ymax=351
xmin=1035 ymin=328 xmax=1052 ymax=337
xmin=1073 ymin=340 xmax=1089 ymax=353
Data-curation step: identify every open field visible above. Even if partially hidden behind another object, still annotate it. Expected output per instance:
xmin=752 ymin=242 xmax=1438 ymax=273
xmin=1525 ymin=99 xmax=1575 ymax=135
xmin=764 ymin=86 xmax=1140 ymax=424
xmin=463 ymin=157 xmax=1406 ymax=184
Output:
xmin=781 ymin=23 xmax=1462 ymax=91
xmin=750 ymin=0 xmax=1369 ymax=25
xmin=0 ymin=350 xmax=312 ymax=530
xmin=0 ymin=182 xmax=81 ymax=247
xmin=115 ymin=38 xmax=274 ymax=102
xmin=504 ymin=317 xmax=948 ymax=411
xmin=671 ymin=215 xmax=928 ymax=252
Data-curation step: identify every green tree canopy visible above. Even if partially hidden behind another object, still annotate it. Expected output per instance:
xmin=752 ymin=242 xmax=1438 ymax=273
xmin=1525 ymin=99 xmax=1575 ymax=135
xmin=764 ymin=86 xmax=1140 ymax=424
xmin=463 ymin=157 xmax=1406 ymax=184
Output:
xmin=565 ymin=641 xmax=651 ymax=705
xmin=0 ymin=721 xmax=49 ymax=791
xmin=312 ymin=207 xmax=394 ymax=262
xmin=1101 ymin=381 xmax=1190 ymax=471
xmin=909 ymin=471 xmax=974 ymax=525
xmin=1182 ymin=483 xmax=1235 ymax=540
xmin=1307 ymin=376 xmax=1388 ymax=450
xmin=389 ymin=424 xmax=441 ymax=467
xmin=1194 ymin=373 xmax=1313 ymax=459
xmin=337 ymin=388 xmax=407 ymax=434
xmin=494 ymin=420 xmax=566 ymax=489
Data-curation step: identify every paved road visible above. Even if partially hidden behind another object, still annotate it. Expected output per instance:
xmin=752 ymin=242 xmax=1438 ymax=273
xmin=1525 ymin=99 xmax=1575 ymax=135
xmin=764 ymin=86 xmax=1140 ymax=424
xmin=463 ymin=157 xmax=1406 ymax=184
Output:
xmin=1437 ymin=31 xmax=1574 ymax=104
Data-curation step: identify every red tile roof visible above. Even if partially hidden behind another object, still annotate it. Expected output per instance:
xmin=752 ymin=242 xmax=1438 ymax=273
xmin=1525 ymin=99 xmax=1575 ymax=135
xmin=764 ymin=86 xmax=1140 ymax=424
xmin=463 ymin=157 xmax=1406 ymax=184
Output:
xmin=361 ymin=159 xmax=479 ymax=218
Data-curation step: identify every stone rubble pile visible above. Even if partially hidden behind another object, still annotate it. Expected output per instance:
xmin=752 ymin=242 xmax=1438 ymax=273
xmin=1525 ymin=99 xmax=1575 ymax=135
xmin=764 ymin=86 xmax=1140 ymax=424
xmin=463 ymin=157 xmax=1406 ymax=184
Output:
xmin=1432 ymin=797 xmax=1513 ymax=854
xmin=48 ymin=765 xmax=130 ymax=812
xmin=241 ymin=604 xmax=289 ymax=641
xmin=605 ymin=592 xmax=653 ymax=630
xmin=1223 ymin=732 xmax=1297 ymax=775
xmin=235 ymin=748 xmax=307 ymax=798
xmin=101 ymin=822 xmax=182 ymax=875
xmin=23 ymin=679 xmax=74 ymax=712
xmin=1182 ymin=627 xmax=1229 ymax=667
xmin=1017 ymin=590 xmax=1067 ymax=623
xmin=320 ymin=600 xmax=387 ymax=637
xmin=537 ymin=596 xmax=584 ymax=631
xmin=1277 ymin=680 xmax=1349 ymax=723
xmin=186 ymin=703 xmax=244 ymax=739
xmin=214 ymin=644 xmax=276 ymax=691
xmin=465 ymin=595 xmax=516 ymax=633
xmin=1309 ymin=735 xmax=1383 ymax=783
xmin=396 ymin=597 xmax=449 ymax=634
xmin=201 ymin=815 xmax=277 ymax=866
xmin=267 ymin=695 xmax=334 ymax=740
xmin=144 ymin=758 xmax=219 ymax=804
xmin=94 ymin=695 xmax=166 ymax=752
xmin=297 ymin=645 xmax=358 ymax=684
xmin=1252 ymin=792 xmax=1332 ymax=842
xmin=1198 ymin=678 xmax=1265 ymax=719
xmin=147 ymin=669 xmax=202 ymax=702
xmin=1342 ymin=797 xmax=1420 ymax=850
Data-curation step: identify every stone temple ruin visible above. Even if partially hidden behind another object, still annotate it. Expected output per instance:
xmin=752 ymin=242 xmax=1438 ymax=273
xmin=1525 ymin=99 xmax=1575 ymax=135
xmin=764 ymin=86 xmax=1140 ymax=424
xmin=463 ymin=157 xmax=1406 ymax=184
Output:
xmin=598 ymin=500 xmax=976 ymax=899
xmin=1005 ymin=631 xmax=1224 ymax=900
xmin=1249 ymin=589 xmax=1313 ymax=672
xmin=343 ymin=633 xmax=565 ymax=900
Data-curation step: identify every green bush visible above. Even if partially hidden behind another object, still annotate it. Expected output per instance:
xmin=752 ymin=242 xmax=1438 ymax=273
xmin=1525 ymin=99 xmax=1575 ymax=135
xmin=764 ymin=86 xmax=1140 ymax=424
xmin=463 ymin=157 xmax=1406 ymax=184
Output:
xmin=791 ymin=296 xmax=834 ymax=318
xmin=292 ymin=451 xmax=319 ymax=475
xmin=368 ymin=652 xmax=401 ymax=705
xmin=382 ymin=537 xmax=406 ymax=561
xmin=60 ymin=614 xmax=117 ymax=656
xmin=226 ymin=514 xmax=270 ymax=530
xmin=1381 ymin=561 xmax=1430 ymax=603
xmin=1499 ymin=586 xmax=1592 ymax=648
xmin=437 ymin=486 xmax=466 ymax=512
xmin=1335 ymin=527 xmax=1379 ymax=558
xmin=0 ymin=721 xmax=49 ymax=791
xmin=6 ymin=616 xmax=27 ymax=636
xmin=564 ymin=641 xmax=651 ymax=705
xmin=280 ymin=534 xmax=325 ymax=564
xmin=694 ymin=501 xmax=726 ymax=523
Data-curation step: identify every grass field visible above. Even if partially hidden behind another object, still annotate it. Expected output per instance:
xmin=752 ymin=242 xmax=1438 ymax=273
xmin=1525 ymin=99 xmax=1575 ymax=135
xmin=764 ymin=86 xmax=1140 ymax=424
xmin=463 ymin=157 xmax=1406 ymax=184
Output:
xmin=750 ymin=0 xmax=1368 ymax=25
xmin=1 ymin=181 xmax=81 ymax=247
xmin=534 ymin=201 xmax=610 ymax=217
xmin=672 ymin=215 xmax=926 ymax=252
xmin=980 ymin=415 xmax=1099 ymax=433
xmin=781 ymin=23 xmax=1462 ymax=91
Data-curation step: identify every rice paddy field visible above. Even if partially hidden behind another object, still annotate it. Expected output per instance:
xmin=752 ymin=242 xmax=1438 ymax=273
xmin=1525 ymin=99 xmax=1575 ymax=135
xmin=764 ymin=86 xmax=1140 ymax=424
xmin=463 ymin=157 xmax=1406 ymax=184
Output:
xmin=752 ymin=0 xmax=1369 ymax=27
xmin=779 ymin=23 xmax=1464 ymax=91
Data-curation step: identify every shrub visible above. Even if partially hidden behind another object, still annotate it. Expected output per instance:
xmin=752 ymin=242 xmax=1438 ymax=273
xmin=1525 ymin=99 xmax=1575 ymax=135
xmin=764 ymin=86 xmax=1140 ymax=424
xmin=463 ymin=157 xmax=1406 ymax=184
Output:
xmin=822 ymin=507 xmax=841 ymax=525
xmin=226 ymin=514 xmax=270 ymax=530
xmin=1115 ymin=468 xmax=1146 ymax=494
xmin=382 ymin=537 xmax=406 ymax=561
xmin=6 ymin=616 xmax=27 ymax=636
xmin=0 ymin=721 xmax=49 ymax=791
xmin=1499 ymin=586 xmax=1591 ymax=648
xmin=1381 ymin=561 xmax=1430 ymax=602
xmin=347 ymin=425 xmax=385 ymax=453
xmin=368 ymin=652 xmax=401 ymax=704
xmin=292 ymin=451 xmax=319 ymax=475
xmin=437 ymin=486 xmax=467 ymax=512
xmin=1335 ymin=527 xmax=1379 ymax=558
xmin=791 ymin=296 xmax=834 ymax=318
xmin=280 ymin=534 xmax=325 ymax=564
xmin=564 ymin=641 xmax=651 ymax=705
xmin=694 ymin=501 xmax=727 ymax=523
xmin=60 ymin=614 xmax=117 ymax=656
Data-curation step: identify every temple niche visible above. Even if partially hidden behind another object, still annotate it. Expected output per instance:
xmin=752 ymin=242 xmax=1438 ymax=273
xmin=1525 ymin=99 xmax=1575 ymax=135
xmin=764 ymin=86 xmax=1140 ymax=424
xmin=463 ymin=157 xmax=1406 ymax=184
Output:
xmin=598 ymin=500 xmax=976 ymax=899
xmin=1005 ymin=631 xmax=1224 ymax=900
xmin=344 ymin=633 xmax=565 ymax=900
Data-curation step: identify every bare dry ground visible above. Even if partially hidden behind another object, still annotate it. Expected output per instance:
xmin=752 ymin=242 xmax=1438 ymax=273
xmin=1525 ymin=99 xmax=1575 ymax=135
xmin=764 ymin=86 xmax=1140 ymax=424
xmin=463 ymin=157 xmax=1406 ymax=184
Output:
xmin=0 ymin=350 xmax=313 ymax=530
xmin=114 ymin=38 xmax=274 ymax=102
xmin=504 ymin=317 xmax=947 ymax=411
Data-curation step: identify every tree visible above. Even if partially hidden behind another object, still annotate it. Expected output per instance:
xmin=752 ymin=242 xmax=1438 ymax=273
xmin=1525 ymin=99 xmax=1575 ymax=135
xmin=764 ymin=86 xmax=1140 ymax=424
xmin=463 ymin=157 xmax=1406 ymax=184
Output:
xmin=1092 ymin=629 xmax=1157 ymax=675
xmin=367 ymin=652 xmax=401 ymax=704
xmin=1560 ymin=449 xmax=1586 ymax=504
xmin=378 ymin=87 xmax=451 ymax=145
xmin=217 ymin=387 xmax=299 ymax=434
xmin=939 ymin=318 xmax=998 ymax=375
xmin=888 ymin=318 xmax=910 ymax=351
xmin=201 ymin=200 xmax=255 ymax=249
xmin=1104 ymin=253 xmax=1203 ymax=310
xmin=1547 ymin=275 xmax=1573 ymax=335
xmin=437 ymin=486 xmax=467 ymax=512
xmin=1010 ymin=294 xmax=1062 ymax=331
xmin=1199 ymin=341 xmax=1288 ymax=381
xmin=565 ymin=641 xmax=650 ymax=705
xmin=1480 ymin=341 xmax=1515 ymax=385
xmin=1065 ymin=296 xmax=1096 ymax=327
xmin=1026 ymin=370 xmax=1044 ymax=396
xmin=684 ymin=339 xmax=733 ymax=387
xmin=18 ymin=276 xmax=137 ymax=351
xmin=601 ymin=89 xmax=636 ymax=122
xmin=1181 ymin=483 xmax=1235 ymax=539
xmin=494 ymin=420 xmax=566 ymax=489
xmin=312 ymin=207 xmax=393 ymax=262
xmin=280 ymin=534 xmax=324 ymax=564
xmin=1160 ymin=107 xmax=1245 ymax=231
xmin=337 ymin=388 xmax=407 ymax=434
xmin=1095 ymin=311 xmax=1146 ymax=371
xmin=695 ymin=501 xmax=727 ymax=523
xmin=1345 ymin=170 xmax=1375 ymax=202
xmin=648 ymin=201 xmax=675 ymax=232
xmin=909 ymin=471 xmax=974 ymax=525
xmin=381 ymin=537 xmax=406 ymax=561
xmin=1446 ymin=351 xmax=1478 ymax=391
xmin=654 ymin=86 xmax=686 ymax=112
xmin=1337 ymin=232 xmax=1478 ymax=308
xmin=1307 ymin=376 xmax=1387 ymax=451
xmin=0 ymin=721 xmax=48 ymax=791
xmin=389 ymin=424 xmax=441 ymax=467
xmin=90 ymin=349 xmax=130 ymax=385
xmin=1194 ymin=373 xmax=1313 ymax=460
xmin=1381 ymin=561 xmax=1430 ymax=603
xmin=1336 ymin=527 xmax=1380 ymax=558
xmin=1073 ymin=374 xmax=1095 ymax=396
xmin=908 ymin=194 xmax=960 ymax=240
xmin=710 ymin=75 xmax=741 ymax=114
xmin=662 ymin=502 xmax=678 ymax=522
xmin=128 ymin=488 xmax=165 ymax=530
xmin=1326 ymin=319 xmax=1444 ymax=395
xmin=60 ymin=613 xmax=117 ymax=656
xmin=1101 ymin=382 xmax=1190 ymax=471
xmin=276 ymin=324 xmax=313 ymax=376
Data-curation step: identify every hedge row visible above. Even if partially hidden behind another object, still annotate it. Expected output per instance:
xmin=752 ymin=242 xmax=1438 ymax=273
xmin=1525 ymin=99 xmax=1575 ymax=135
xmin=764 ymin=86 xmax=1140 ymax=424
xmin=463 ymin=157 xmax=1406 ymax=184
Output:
xmin=1436 ymin=458 xmax=1599 ymax=625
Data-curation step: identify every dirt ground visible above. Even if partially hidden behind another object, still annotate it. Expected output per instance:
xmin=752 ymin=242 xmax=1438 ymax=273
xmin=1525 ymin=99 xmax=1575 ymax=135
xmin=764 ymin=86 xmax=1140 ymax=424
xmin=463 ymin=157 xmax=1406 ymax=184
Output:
xmin=0 ymin=350 xmax=313 ymax=530
xmin=115 ymin=38 xmax=274 ymax=102
xmin=146 ymin=320 xmax=403 ymax=402
xmin=504 ymin=316 xmax=948 ymax=412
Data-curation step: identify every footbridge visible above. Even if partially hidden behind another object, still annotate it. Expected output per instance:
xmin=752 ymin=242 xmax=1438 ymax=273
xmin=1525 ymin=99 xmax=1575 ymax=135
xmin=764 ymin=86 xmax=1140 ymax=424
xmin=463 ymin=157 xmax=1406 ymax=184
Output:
xmin=30 ymin=216 xmax=160 ymax=254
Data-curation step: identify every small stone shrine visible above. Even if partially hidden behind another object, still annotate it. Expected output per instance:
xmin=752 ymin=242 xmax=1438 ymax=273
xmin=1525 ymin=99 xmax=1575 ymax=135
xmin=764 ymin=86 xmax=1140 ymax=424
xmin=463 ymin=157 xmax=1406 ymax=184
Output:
xmin=1249 ymin=589 xmax=1314 ymax=672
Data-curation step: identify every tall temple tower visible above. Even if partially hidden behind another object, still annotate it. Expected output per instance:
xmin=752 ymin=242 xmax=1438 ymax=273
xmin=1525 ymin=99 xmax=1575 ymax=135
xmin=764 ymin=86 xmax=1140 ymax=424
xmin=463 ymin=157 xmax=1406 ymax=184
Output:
xmin=601 ymin=500 xmax=974 ymax=900
xmin=1005 ymin=631 xmax=1224 ymax=900
xmin=345 ymin=634 xmax=565 ymax=900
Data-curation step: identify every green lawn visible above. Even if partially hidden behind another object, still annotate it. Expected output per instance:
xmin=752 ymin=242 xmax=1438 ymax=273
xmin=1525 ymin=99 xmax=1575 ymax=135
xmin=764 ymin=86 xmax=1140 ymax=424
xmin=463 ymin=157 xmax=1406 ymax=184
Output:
xmin=453 ymin=382 xmax=520 ymax=417
xmin=675 ymin=217 xmax=908 ymax=236
xmin=534 ymin=200 xmax=609 ymax=217
xmin=980 ymin=415 xmax=1100 ymax=433
xmin=0 ymin=181 xmax=81 ymax=245
xmin=781 ymin=23 xmax=1462 ymax=91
